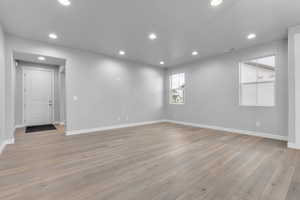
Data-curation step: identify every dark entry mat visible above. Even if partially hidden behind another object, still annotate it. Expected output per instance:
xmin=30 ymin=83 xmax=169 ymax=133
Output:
xmin=26 ymin=124 xmax=56 ymax=133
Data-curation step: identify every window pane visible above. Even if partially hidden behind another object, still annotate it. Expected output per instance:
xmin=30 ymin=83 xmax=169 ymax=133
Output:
xmin=257 ymin=82 xmax=275 ymax=106
xmin=170 ymin=73 xmax=185 ymax=104
xmin=239 ymin=55 xmax=275 ymax=106
xmin=179 ymin=73 xmax=185 ymax=87
xmin=241 ymin=63 xmax=257 ymax=83
xmin=241 ymin=84 xmax=257 ymax=106
xmin=255 ymin=56 xmax=275 ymax=67
xmin=171 ymin=74 xmax=179 ymax=89
xmin=257 ymin=68 xmax=275 ymax=82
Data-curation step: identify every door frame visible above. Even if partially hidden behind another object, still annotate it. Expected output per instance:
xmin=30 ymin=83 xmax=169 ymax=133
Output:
xmin=22 ymin=66 xmax=55 ymax=126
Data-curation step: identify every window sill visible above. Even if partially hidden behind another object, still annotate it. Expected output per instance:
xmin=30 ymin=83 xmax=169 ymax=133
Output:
xmin=241 ymin=80 xmax=275 ymax=84
xmin=239 ymin=104 xmax=275 ymax=108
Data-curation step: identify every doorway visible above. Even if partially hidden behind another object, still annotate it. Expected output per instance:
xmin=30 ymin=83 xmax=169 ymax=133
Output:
xmin=14 ymin=52 xmax=66 ymax=134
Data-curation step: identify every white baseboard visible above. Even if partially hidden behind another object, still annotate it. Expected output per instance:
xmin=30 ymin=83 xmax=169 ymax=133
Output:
xmin=66 ymin=119 xmax=288 ymax=142
xmin=15 ymin=124 xmax=25 ymax=129
xmin=53 ymin=121 xmax=65 ymax=125
xmin=165 ymin=120 xmax=288 ymax=141
xmin=66 ymin=120 xmax=165 ymax=136
xmin=288 ymin=142 xmax=300 ymax=150
xmin=0 ymin=138 xmax=15 ymax=154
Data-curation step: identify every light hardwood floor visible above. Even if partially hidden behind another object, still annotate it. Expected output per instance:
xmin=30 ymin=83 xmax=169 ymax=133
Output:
xmin=0 ymin=123 xmax=299 ymax=200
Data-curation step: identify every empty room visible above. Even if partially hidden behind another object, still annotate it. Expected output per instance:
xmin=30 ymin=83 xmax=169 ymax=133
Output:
xmin=0 ymin=0 xmax=300 ymax=199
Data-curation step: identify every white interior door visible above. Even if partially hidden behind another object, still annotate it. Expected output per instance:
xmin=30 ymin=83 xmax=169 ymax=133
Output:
xmin=23 ymin=67 xmax=54 ymax=126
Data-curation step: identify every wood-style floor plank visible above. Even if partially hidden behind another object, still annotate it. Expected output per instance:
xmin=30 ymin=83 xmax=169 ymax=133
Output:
xmin=0 ymin=123 xmax=299 ymax=200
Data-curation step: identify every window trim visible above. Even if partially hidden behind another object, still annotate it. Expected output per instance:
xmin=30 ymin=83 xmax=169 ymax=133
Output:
xmin=169 ymin=72 xmax=185 ymax=105
xmin=238 ymin=54 xmax=277 ymax=108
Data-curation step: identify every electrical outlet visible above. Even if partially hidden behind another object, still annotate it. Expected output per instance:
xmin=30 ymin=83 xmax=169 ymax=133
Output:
xmin=73 ymin=96 xmax=78 ymax=101
xmin=126 ymin=115 xmax=129 ymax=121
xmin=117 ymin=117 xmax=121 ymax=121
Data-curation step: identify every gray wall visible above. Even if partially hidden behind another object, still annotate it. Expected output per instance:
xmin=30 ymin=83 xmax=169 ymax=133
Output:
xmin=3 ymin=34 xmax=289 ymax=140
xmin=15 ymin=62 xmax=61 ymax=126
xmin=0 ymin=24 xmax=5 ymax=144
xmin=165 ymin=40 xmax=288 ymax=137
xmin=5 ymin=34 xmax=164 ymax=138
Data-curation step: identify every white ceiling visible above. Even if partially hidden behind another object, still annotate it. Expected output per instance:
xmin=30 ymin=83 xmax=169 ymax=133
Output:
xmin=0 ymin=0 xmax=299 ymax=67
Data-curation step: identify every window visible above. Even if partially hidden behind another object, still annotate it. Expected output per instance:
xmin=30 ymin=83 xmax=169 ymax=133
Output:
xmin=169 ymin=73 xmax=185 ymax=104
xmin=239 ymin=55 xmax=275 ymax=107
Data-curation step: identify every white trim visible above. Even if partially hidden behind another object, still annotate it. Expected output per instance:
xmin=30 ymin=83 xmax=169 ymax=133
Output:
xmin=65 ymin=119 xmax=288 ymax=141
xmin=15 ymin=124 xmax=26 ymax=129
xmin=165 ymin=120 xmax=287 ymax=141
xmin=0 ymin=138 xmax=15 ymax=154
xmin=53 ymin=121 xmax=65 ymax=125
xmin=66 ymin=120 xmax=165 ymax=136
xmin=288 ymin=142 xmax=300 ymax=150
xmin=15 ymin=120 xmax=289 ymax=143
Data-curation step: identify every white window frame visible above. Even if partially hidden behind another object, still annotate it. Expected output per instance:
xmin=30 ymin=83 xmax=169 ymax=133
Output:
xmin=238 ymin=54 xmax=277 ymax=107
xmin=169 ymin=73 xmax=185 ymax=105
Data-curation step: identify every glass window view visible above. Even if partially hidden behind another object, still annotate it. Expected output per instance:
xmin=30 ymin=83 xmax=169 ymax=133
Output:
xmin=169 ymin=73 xmax=185 ymax=104
xmin=239 ymin=55 xmax=276 ymax=107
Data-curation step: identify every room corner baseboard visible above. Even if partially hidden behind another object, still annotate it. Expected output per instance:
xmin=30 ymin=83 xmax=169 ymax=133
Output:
xmin=65 ymin=120 xmax=165 ymax=136
xmin=0 ymin=138 xmax=15 ymax=154
xmin=165 ymin=120 xmax=288 ymax=141
xmin=288 ymin=143 xmax=300 ymax=150
xmin=53 ymin=121 xmax=65 ymax=125
xmin=15 ymin=124 xmax=25 ymax=129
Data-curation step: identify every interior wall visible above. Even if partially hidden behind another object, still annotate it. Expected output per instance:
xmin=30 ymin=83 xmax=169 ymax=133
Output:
xmin=0 ymin=24 xmax=5 ymax=144
xmin=15 ymin=61 xmax=61 ymax=126
xmin=5 ymin=34 xmax=164 ymax=138
xmin=4 ymin=34 xmax=290 ymax=140
xmin=288 ymin=25 xmax=300 ymax=147
xmin=165 ymin=40 xmax=288 ymax=137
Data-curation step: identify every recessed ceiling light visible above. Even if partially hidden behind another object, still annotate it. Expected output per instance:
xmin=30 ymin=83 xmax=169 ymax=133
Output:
xmin=48 ymin=33 xmax=58 ymax=39
xmin=210 ymin=0 xmax=223 ymax=7
xmin=160 ymin=61 xmax=165 ymax=65
xmin=38 ymin=56 xmax=46 ymax=61
xmin=58 ymin=0 xmax=71 ymax=6
xmin=119 ymin=50 xmax=125 ymax=55
xmin=247 ymin=33 xmax=256 ymax=40
xmin=192 ymin=51 xmax=199 ymax=56
xmin=149 ymin=33 xmax=157 ymax=40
